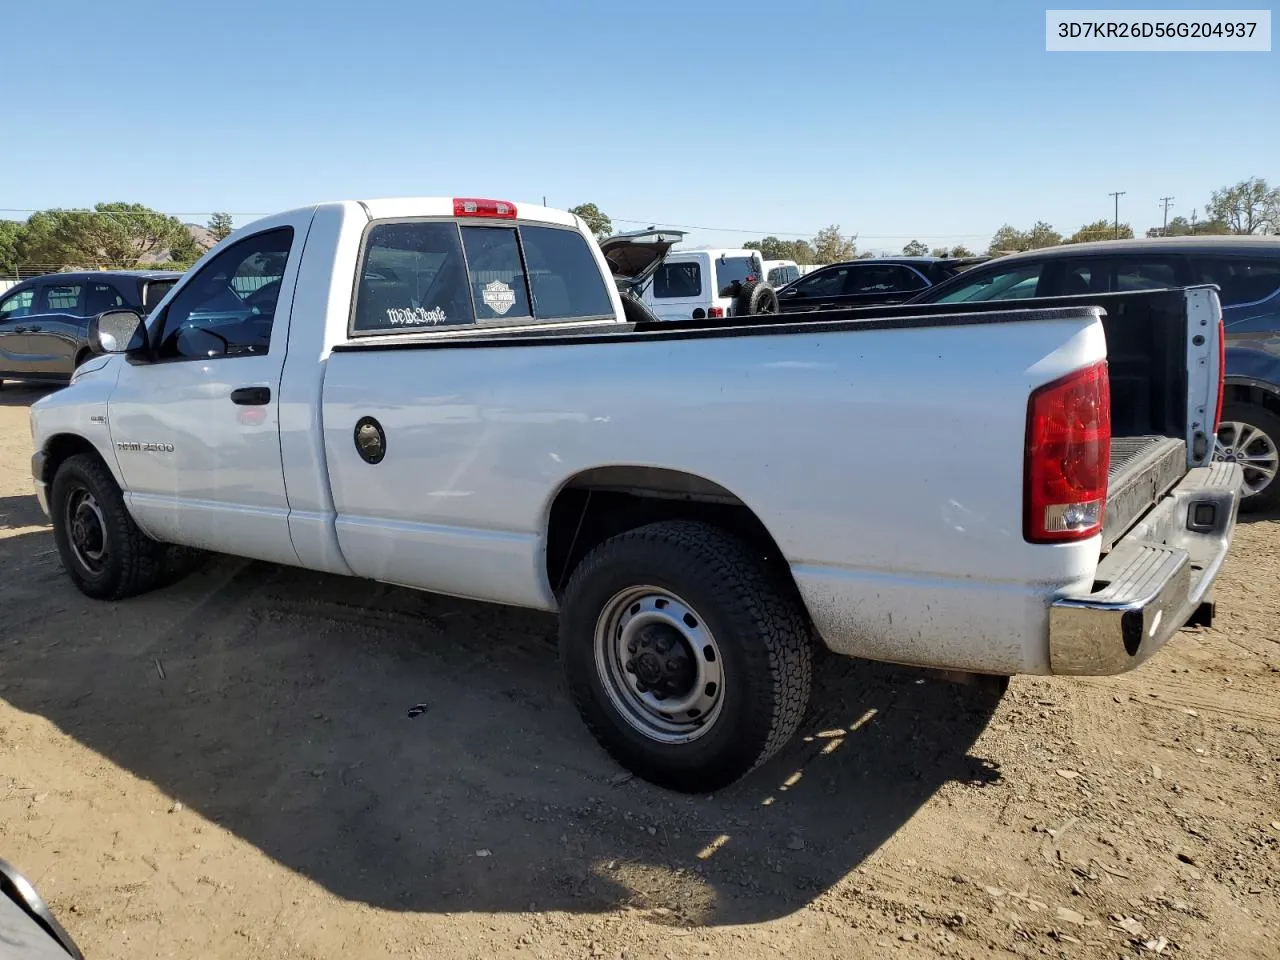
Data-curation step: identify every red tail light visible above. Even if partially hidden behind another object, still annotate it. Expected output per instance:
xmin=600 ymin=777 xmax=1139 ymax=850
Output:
xmin=453 ymin=198 xmax=516 ymax=219
xmin=1213 ymin=314 xmax=1225 ymax=431
xmin=1024 ymin=361 xmax=1111 ymax=543
xmin=708 ymin=306 xmax=725 ymax=318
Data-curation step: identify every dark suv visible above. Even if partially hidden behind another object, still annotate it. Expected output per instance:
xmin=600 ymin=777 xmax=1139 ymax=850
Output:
xmin=776 ymin=256 xmax=987 ymax=312
xmin=0 ymin=270 xmax=182 ymax=386
xmin=909 ymin=237 xmax=1280 ymax=511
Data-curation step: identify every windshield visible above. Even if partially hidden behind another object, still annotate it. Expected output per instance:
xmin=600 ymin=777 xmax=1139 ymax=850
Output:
xmin=714 ymin=256 xmax=760 ymax=297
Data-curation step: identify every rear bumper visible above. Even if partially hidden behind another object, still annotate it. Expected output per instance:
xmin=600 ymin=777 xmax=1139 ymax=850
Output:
xmin=1049 ymin=462 xmax=1242 ymax=675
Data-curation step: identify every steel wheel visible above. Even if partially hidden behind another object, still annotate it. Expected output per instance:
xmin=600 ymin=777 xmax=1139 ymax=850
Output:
xmin=64 ymin=485 xmax=109 ymax=575
xmin=1215 ymin=419 xmax=1279 ymax=498
xmin=593 ymin=586 xmax=724 ymax=744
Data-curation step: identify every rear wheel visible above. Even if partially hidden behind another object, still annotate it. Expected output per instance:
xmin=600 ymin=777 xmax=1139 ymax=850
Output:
xmin=559 ymin=520 xmax=812 ymax=793
xmin=1216 ymin=403 xmax=1280 ymax=513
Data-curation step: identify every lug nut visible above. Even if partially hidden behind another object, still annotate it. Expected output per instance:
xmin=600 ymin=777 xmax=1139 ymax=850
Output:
xmin=627 ymin=640 xmax=637 ymax=653
xmin=625 ymin=659 xmax=636 ymax=673
xmin=635 ymin=682 xmax=649 ymax=693
xmin=655 ymin=637 xmax=671 ymax=654
xmin=666 ymin=659 xmax=677 ymax=671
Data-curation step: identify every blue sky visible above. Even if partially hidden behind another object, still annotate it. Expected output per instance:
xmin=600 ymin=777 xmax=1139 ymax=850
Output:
xmin=3 ymin=0 xmax=1276 ymax=253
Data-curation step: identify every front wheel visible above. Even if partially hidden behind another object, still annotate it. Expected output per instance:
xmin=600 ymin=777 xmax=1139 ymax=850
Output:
xmin=50 ymin=453 xmax=175 ymax=600
xmin=1217 ymin=403 xmax=1280 ymax=513
xmin=559 ymin=520 xmax=813 ymax=793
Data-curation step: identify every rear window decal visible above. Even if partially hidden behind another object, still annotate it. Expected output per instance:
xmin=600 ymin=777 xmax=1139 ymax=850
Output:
xmin=386 ymin=306 xmax=448 ymax=326
xmin=482 ymin=280 xmax=516 ymax=316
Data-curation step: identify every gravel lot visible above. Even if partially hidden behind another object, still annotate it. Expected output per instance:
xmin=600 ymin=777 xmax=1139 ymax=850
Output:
xmin=1 ymin=383 xmax=1277 ymax=960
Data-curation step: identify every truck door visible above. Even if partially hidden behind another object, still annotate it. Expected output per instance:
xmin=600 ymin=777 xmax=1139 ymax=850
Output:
xmin=106 ymin=223 xmax=305 ymax=565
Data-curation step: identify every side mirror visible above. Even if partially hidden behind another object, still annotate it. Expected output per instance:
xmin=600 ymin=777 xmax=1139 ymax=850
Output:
xmin=89 ymin=309 xmax=147 ymax=356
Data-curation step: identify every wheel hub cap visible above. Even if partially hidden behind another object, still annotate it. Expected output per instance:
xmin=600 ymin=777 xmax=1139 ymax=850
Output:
xmin=594 ymin=587 xmax=725 ymax=744
xmin=1214 ymin=420 xmax=1278 ymax=497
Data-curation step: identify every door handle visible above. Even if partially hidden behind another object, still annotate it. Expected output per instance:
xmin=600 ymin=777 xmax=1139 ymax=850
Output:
xmin=27 ymin=325 xmax=41 ymax=332
xmin=13 ymin=326 xmax=26 ymax=333
xmin=230 ymin=386 xmax=271 ymax=405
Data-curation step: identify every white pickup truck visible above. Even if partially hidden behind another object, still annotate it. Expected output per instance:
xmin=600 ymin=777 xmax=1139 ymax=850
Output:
xmin=29 ymin=197 xmax=1243 ymax=792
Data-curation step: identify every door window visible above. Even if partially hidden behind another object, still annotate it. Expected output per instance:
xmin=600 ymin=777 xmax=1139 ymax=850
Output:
xmin=155 ymin=227 xmax=294 ymax=360
xmin=1115 ymin=259 xmax=1180 ymax=291
xmin=792 ymin=266 xmax=848 ymax=298
xmin=1197 ymin=256 xmax=1280 ymax=334
xmin=930 ymin=262 xmax=1046 ymax=303
xmin=0 ymin=288 xmax=34 ymax=319
xmin=38 ymin=283 xmax=83 ymax=314
xmin=85 ymin=282 xmax=129 ymax=315
xmin=850 ymin=265 xmax=927 ymax=293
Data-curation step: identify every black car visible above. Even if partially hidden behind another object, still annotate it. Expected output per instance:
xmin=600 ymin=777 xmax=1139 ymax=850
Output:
xmin=776 ymin=256 xmax=987 ymax=313
xmin=0 ymin=270 xmax=182 ymax=386
xmin=909 ymin=236 xmax=1280 ymax=511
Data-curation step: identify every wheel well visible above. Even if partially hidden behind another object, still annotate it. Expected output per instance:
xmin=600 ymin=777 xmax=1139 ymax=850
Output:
xmin=545 ymin=466 xmax=798 ymax=598
xmin=74 ymin=347 xmax=92 ymax=366
xmin=1225 ymin=381 xmax=1280 ymax=419
xmin=41 ymin=434 xmax=105 ymax=485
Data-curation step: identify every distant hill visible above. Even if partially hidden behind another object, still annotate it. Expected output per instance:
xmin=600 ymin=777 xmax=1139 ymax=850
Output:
xmin=138 ymin=223 xmax=218 ymax=265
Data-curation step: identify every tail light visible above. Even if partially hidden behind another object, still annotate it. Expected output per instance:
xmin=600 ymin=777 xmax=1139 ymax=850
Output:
xmin=708 ymin=306 xmax=725 ymax=318
xmin=1024 ymin=361 xmax=1111 ymax=543
xmin=453 ymin=198 xmax=517 ymax=219
xmin=1213 ymin=314 xmax=1225 ymax=431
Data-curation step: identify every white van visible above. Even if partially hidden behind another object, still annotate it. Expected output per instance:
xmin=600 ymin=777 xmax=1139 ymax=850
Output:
xmin=641 ymin=248 xmax=768 ymax=321
xmin=763 ymin=259 xmax=800 ymax=288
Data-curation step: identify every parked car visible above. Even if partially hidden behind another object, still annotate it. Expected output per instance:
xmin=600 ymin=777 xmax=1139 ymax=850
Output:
xmin=763 ymin=258 xmax=800 ymax=287
xmin=775 ymin=255 xmax=987 ymax=312
xmin=909 ymin=236 xmax=1280 ymax=512
xmin=30 ymin=197 xmax=1239 ymax=792
xmin=640 ymin=247 xmax=777 ymax=320
xmin=0 ymin=271 xmax=183 ymax=387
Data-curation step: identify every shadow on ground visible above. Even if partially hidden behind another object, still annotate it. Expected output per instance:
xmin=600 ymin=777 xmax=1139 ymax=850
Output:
xmin=0 ymin=501 xmax=1002 ymax=926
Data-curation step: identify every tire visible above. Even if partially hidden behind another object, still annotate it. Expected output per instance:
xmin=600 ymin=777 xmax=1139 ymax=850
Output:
xmin=734 ymin=280 xmax=780 ymax=316
xmin=558 ymin=520 xmax=813 ymax=793
xmin=1217 ymin=402 xmax=1280 ymax=514
xmin=50 ymin=453 xmax=173 ymax=600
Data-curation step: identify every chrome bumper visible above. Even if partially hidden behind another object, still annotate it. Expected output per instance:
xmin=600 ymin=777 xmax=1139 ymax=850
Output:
xmin=1049 ymin=462 xmax=1242 ymax=676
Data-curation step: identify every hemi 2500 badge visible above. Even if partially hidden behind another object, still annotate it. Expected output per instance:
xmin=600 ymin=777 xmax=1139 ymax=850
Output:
xmin=116 ymin=442 xmax=175 ymax=453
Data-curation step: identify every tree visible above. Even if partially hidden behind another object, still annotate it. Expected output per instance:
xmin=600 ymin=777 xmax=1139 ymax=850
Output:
xmin=901 ymin=239 xmax=928 ymax=256
xmin=1205 ymin=177 xmax=1279 ymax=234
xmin=812 ymin=224 xmax=857 ymax=264
xmin=949 ymin=244 xmax=975 ymax=258
xmin=987 ymin=221 xmax=1061 ymax=256
xmin=0 ymin=220 xmax=22 ymax=275
xmin=1067 ymin=219 xmax=1133 ymax=243
xmin=18 ymin=203 xmax=190 ymax=269
xmin=207 ymin=212 xmax=235 ymax=242
xmin=745 ymin=236 xmax=816 ymax=263
xmin=168 ymin=228 xmax=204 ymax=266
xmin=569 ymin=202 xmax=612 ymax=241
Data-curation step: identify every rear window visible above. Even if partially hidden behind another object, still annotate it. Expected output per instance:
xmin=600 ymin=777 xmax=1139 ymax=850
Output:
xmin=768 ymin=265 xmax=799 ymax=286
xmin=714 ymin=256 xmax=760 ymax=297
xmin=142 ymin=279 xmax=177 ymax=310
xmin=653 ymin=262 xmax=702 ymax=299
xmin=352 ymin=220 xmax=614 ymax=333
xmin=1194 ymin=257 xmax=1280 ymax=306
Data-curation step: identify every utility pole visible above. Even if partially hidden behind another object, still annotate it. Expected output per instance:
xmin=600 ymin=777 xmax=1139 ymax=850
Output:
xmin=1108 ymin=190 xmax=1127 ymax=239
xmin=1159 ymin=196 xmax=1175 ymax=235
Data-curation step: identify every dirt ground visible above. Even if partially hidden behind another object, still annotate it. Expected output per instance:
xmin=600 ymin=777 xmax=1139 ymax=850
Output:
xmin=1 ymin=383 xmax=1277 ymax=960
